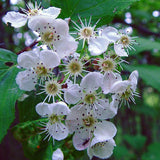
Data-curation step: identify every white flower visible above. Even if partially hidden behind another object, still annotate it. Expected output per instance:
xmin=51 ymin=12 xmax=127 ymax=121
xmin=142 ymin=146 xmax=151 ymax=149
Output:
xmin=16 ymin=49 xmax=60 ymax=91
xmin=38 ymin=78 xmax=63 ymax=103
xmin=87 ymin=137 xmax=116 ymax=159
xmin=72 ymin=16 xmax=100 ymax=47
xmin=102 ymin=71 xmax=122 ymax=94
xmin=102 ymin=70 xmax=139 ymax=107
xmin=28 ymin=16 xmax=78 ymax=59
xmin=94 ymin=52 xmax=126 ymax=74
xmin=102 ymin=27 xmax=137 ymax=56
xmin=61 ymin=53 xmax=88 ymax=83
xmin=66 ymin=105 xmax=117 ymax=151
xmin=36 ymin=101 xmax=70 ymax=141
xmin=2 ymin=1 xmax=61 ymax=28
xmin=64 ymin=72 xmax=117 ymax=119
xmin=52 ymin=148 xmax=64 ymax=160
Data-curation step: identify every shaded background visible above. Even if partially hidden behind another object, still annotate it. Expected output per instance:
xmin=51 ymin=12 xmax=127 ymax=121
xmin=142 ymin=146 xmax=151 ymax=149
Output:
xmin=0 ymin=0 xmax=160 ymax=160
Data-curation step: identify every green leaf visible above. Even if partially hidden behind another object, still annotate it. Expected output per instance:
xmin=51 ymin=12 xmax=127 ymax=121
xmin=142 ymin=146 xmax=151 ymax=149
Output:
xmin=123 ymin=64 xmax=160 ymax=92
xmin=0 ymin=48 xmax=17 ymax=63
xmin=51 ymin=0 xmax=138 ymax=23
xmin=0 ymin=49 xmax=23 ymax=143
xmin=142 ymin=143 xmax=160 ymax=160
xmin=130 ymin=37 xmax=160 ymax=55
xmin=12 ymin=119 xmax=53 ymax=160
xmin=123 ymin=134 xmax=146 ymax=151
xmin=0 ymin=66 xmax=23 ymax=142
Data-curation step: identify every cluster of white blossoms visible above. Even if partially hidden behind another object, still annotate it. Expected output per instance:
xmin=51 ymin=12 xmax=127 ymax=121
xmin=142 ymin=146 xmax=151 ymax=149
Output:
xmin=3 ymin=2 xmax=139 ymax=160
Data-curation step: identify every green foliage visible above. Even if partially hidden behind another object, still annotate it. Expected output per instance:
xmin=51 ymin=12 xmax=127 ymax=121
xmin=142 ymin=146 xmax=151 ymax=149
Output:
xmin=130 ymin=37 xmax=160 ymax=55
xmin=123 ymin=64 xmax=160 ymax=92
xmin=12 ymin=119 xmax=53 ymax=160
xmin=124 ymin=134 xmax=146 ymax=151
xmin=0 ymin=49 xmax=23 ymax=143
xmin=50 ymin=0 xmax=138 ymax=24
xmin=142 ymin=143 xmax=160 ymax=160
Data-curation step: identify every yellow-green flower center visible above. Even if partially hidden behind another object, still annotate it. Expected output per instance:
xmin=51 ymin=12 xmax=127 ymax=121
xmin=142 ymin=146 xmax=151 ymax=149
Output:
xmin=121 ymin=86 xmax=132 ymax=101
xmin=35 ymin=64 xmax=48 ymax=77
xmin=42 ymin=32 xmax=54 ymax=43
xmin=101 ymin=59 xmax=115 ymax=72
xmin=67 ymin=60 xmax=82 ymax=74
xmin=83 ymin=116 xmax=95 ymax=127
xmin=49 ymin=114 xmax=59 ymax=124
xmin=45 ymin=81 xmax=59 ymax=95
xmin=84 ymin=94 xmax=96 ymax=104
xmin=81 ymin=27 xmax=93 ymax=38
xmin=28 ymin=9 xmax=39 ymax=16
xmin=120 ymin=35 xmax=130 ymax=46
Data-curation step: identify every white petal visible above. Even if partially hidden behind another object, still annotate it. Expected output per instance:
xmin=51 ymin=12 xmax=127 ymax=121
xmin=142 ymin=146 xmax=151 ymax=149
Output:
xmin=49 ymin=102 xmax=70 ymax=115
xmin=102 ymin=26 xmax=120 ymax=42
xmin=40 ymin=50 xmax=60 ymax=68
xmin=42 ymin=7 xmax=61 ymax=19
xmin=49 ymin=122 xmax=69 ymax=140
xmin=55 ymin=35 xmax=78 ymax=59
xmin=110 ymin=80 xmax=131 ymax=93
xmin=16 ymin=70 xmax=37 ymax=91
xmin=52 ymin=148 xmax=64 ymax=160
xmin=28 ymin=17 xmax=69 ymax=36
xmin=64 ymin=84 xmax=82 ymax=104
xmin=35 ymin=102 xmax=50 ymax=117
xmin=129 ymin=70 xmax=138 ymax=91
xmin=73 ymin=129 xmax=90 ymax=151
xmin=17 ymin=50 xmax=39 ymax=69
xmin=94 ymin=121 xmax=117 ymax=141
xmin=102 ymin=72 xmax=122 ymax=94
xmin=80 ymin=72 xmax=103 ymax=92
xmin=114 ymin=44 xmax=128 ymax=57
xmin=90 ymin=138 xmax=116 ymax=159
xmin=88 ymin=37 xmax=109 ymax=56
xmin=2 ymin=11 xmax=27 ymax=28
xmin=66 ymin=104 xmax=86 ymax=133
xmin=95 ymin=99 xmax=117 ymax=119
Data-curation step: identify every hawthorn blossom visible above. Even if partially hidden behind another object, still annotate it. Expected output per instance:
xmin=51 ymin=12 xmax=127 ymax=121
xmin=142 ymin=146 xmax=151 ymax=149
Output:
xmin=52 ymin=148 xmax=64 ymax=160
xmin=36 ymin=101 xmax=70 ymax=141
xmin=2 ymin=1 xmax=61 ymax=28
xmin=28 ymin=16 xmax=78 ymax=58
xmin=38 ymin=78 xmax=63 ymax=103
xmin=72 ymin=16 xmax=100 ymax=47
xmin=61 ymin=53 xmax=89 ymax=83
xmin=16 ymin=49 xmax=60 ymax=91
xmin=102 ymin=70 xmax=139 ymax=107
xmin=101 ymin=27 xmax=137 ymax=56
xmin=64 ymin=72 xmax=118 ymax=119
xmin=87 ymin=137 xmax=116 ymax=159
xmin=66 ymin=105 xmax=117 ymax=151
xmin=94 ymin=52 xmax=126 ymax=74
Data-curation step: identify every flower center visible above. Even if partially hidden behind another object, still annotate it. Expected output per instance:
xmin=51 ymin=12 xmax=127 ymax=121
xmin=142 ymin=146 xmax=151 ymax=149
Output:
xmin=49 ymin=114 xmax=59 ymax=124
xmin=101 ymin=59 xmax=115 ymax=72
xmin=84 ymin=94 xmax=96 ymax=104
xmin=67 ymin=59 xmax=83 ymax=75
xmin=83 ymin=116 xmax=95 ymax=127
xmin=35 ymin=64 xmax=48 ymax=77
xmin=92 ymin=142 xmax=106 ymax=149
xmin=42 ymin=32 xmax=54 ymax=43
xmin=121 ymin=86 xmax=132 ymax=101
xmin=120 ymin=35 xmax=130 ymax=46
xmin=45 ymin=81 xmax=60 ymax=96
xmin=81 ymin=27 xmax=93 ymax=38
xmin=28 ymin=9 xmax=39 ymax=16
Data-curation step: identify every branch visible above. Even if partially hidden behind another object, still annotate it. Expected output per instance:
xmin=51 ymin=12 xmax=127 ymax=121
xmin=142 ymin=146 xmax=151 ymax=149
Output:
xmin=113 ymin=18 xmax=160 ymax=38
xmin=16 ymin=40 xmax=39 ymax=55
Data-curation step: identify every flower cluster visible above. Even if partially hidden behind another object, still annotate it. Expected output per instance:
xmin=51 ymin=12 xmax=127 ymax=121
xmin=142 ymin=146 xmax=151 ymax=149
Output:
xmin=3 ymin=2 xmax=139 ymax=160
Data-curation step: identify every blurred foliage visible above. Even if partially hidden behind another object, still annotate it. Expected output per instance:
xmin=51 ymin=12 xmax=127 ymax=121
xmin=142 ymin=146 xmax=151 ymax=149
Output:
xmin=1 ymin=0 xmax=160 ymax=160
